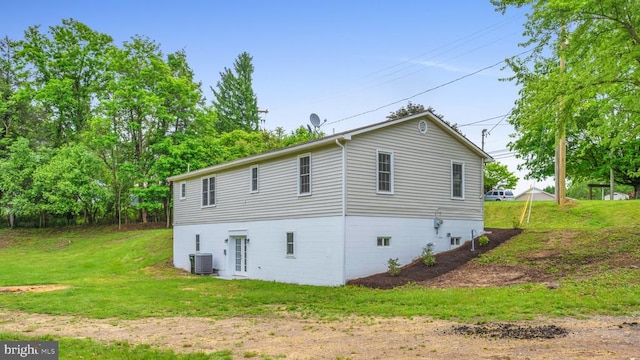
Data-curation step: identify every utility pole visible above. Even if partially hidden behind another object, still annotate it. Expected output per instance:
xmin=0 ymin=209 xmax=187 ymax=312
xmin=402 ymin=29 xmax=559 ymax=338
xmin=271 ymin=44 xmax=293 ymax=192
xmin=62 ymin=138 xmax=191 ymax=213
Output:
xmin=258 ymin=109 xmax=268 ymax=130
xmin=555 ymin=26 xmax=567 ymax=205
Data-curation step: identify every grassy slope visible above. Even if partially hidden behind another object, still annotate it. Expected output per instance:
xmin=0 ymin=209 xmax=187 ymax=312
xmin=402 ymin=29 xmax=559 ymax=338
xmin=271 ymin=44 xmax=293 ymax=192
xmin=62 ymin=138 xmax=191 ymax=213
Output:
xmin=484 ymin=199 xmax=640 ymax=230
xmin=0 ymin=201 xmax=638 ymax=324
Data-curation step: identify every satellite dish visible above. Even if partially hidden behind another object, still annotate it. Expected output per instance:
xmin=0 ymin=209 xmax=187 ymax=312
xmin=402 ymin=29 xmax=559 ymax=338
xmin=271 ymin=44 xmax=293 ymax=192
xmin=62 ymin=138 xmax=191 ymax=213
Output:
xmin=310 ymin=113 xmax=321 ymax=127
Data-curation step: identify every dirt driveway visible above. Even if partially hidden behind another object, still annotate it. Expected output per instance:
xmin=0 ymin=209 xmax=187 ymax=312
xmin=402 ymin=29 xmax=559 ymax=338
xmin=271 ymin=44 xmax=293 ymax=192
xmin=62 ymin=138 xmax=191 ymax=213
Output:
xmin=0 ymin=310 xmax=639 ymax=359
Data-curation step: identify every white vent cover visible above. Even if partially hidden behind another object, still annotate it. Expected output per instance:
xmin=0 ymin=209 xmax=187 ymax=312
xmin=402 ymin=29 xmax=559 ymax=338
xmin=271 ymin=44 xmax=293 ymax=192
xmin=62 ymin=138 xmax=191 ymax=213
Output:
xmin=418 ymin=120 xmax=428 ymax=134
xmin=194 ymin=253 xmax=213 ymax=274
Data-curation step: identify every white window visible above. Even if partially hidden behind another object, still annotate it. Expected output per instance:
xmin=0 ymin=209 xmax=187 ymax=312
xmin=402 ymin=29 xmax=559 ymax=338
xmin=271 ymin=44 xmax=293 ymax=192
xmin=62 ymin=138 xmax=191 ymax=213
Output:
xmin=286 ymin=231 xmax=295 ymax=256
xmin=451 ymin=161 xmax=465 ymax=199
xmin=451 ymin=237 xmax=461 ymax=246
xmin=180 ymin=182 xmax=186 ymax=199
xmin=377 ymin=236 xmax=391 ymax=247
xmin=376 ymin=150 xmax=393 ymax=194
xmin=250 ymin=165 xmax=259 ymax=193
xmin=298 ymin=154 xmax=311 ymax=196
xmin=202 ymin=176 xmax=216 ymax=207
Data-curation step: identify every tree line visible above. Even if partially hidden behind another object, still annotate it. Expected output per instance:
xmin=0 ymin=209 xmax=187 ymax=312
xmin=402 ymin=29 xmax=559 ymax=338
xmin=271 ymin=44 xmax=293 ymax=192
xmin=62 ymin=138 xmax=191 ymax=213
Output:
xmin=0 ymin=19 xmax=313 ymax=228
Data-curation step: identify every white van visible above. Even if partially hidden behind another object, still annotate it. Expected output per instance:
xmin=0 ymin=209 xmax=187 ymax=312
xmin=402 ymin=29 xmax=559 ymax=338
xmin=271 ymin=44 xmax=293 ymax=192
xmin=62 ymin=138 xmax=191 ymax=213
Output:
xmin=484 ymin=189 xmax=515 ymax=201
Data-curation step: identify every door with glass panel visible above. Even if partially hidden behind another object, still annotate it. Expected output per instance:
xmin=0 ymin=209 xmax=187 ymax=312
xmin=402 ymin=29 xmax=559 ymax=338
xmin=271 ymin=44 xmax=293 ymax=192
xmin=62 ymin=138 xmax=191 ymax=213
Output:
xmin=233 ymin=236 xmax=248 ymax=276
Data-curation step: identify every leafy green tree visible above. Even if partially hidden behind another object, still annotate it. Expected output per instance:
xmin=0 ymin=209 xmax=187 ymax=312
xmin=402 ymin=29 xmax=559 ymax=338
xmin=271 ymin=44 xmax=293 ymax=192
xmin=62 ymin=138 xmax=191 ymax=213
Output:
xmin=492 ymin=0 xmax=640 ymax=197
xmin=211 ymin=52 xmax=260 ymax=133
xmin=0 ymin=138 xmax=43 ymax=226
xmin=386 ymin=102 xmax=464 ymax=135
xmin=16 ymin=19 xmax=113 ymax=146
xmin=32 ymin=144 xmax=111 ymax=224
xmin=484 ymin=162 xmax=519 ymax=192
xmin=0 ymin=36 xmax=40 ymax=144
xmin=94 ymin=35 xmax=210 ymax=224
xmin=274 ymin=126 xmax=317 ymax=148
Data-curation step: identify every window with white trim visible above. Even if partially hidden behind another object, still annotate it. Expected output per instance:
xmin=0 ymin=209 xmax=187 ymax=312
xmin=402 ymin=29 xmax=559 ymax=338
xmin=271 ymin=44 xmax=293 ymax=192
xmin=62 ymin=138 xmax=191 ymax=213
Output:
xmin=377 ymin=236 xmax=391 ymax=247
xmin=377 ymin=150 xmax=393 ymax=193
xmin=286 ymin=231 xmax=295 ymax=256
xmin=298 ymin=154 xmax=311 ymax=195
xmin=450 ymin=237 xmax=461 ymax=246
xmin=202 ymin=176 xmax=216 ymax=207
xmin=451 ymin=161 xmax=464 ymax=199
xmin=180 ymin=182 xmax=186 ymax=199
xmin=250 ymin=165 xmax=259 ymax=193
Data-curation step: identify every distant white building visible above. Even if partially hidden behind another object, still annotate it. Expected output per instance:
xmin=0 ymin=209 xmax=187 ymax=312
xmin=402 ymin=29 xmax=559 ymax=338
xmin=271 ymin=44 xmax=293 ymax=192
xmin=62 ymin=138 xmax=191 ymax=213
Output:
xmin=603 ymin=192 xmax=629 ymax=200
xmin=514 ymin=187 xmax=555 ymax=201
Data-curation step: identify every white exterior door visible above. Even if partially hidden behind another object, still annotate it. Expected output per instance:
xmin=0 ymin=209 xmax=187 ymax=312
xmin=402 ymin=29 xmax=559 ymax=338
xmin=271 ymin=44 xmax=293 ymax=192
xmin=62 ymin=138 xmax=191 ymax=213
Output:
xmin=233 ymin=236 xmax=248 ymax=275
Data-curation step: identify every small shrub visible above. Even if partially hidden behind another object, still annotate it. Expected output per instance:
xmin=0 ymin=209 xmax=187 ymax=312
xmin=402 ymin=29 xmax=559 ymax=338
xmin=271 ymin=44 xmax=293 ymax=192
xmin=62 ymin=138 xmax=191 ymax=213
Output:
xmin=512 ymin=217 xmax=521 ymax=229
xmin=478 ymin=235 xmax=490 ymax=247
xmin=387 ymin=258 xmax=401 ymax=276
xmin=422 ymin=243 xmax=437 ymax=267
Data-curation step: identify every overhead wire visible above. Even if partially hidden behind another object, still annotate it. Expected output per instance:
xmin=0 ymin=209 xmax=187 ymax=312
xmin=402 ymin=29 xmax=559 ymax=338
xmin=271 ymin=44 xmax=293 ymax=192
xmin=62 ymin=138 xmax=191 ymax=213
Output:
xmin=326 ymin=48 xmax=532 ymax=126
xmin=303 ymin=12 xmax=527 ymax=110
xmin=361 ymin=14 xmax=523 ymax=83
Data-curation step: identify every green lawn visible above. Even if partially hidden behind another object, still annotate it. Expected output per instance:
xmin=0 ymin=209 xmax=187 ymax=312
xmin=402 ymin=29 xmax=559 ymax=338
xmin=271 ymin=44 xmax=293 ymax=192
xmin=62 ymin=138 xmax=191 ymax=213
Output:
xmin=0 ymin=201 xmax=639 ymax=358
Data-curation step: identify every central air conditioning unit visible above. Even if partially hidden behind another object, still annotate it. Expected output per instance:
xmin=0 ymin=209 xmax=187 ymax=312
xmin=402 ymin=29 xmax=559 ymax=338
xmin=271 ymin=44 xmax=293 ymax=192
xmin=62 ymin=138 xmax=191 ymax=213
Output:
xmin=194 ymin=253 xmax=213 ymax=275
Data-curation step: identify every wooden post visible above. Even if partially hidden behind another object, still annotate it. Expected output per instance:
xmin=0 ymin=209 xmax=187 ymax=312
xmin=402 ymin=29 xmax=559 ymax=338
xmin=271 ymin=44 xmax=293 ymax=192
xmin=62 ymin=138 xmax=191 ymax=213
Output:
xmin=555 ymin=26 xmax=567 ymax=205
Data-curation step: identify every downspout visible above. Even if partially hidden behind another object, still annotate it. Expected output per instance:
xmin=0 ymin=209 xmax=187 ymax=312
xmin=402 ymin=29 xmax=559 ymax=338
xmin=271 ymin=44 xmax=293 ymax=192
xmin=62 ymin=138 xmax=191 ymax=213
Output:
xmin=480 ymin=156 xmax=486 ymax=231
xmin=335 ymin=138 xmax=348 ymax=284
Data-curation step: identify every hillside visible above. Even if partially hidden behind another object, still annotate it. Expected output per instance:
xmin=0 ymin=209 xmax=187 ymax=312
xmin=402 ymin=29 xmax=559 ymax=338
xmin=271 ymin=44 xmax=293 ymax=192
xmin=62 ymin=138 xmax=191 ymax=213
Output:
xmin=350 ymin=200 xmax=640 ymax=289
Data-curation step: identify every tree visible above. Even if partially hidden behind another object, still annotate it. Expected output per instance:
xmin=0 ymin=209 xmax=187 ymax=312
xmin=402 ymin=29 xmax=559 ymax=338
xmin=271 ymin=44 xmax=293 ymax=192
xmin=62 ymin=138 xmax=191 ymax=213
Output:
xmin=0 ymin=138 xmax=43 ymax=227
xmin=0 ymin=36 xmax=39 ymax=144
xmin=211 ymin=52 xmax=260 ymax=133
xmin=386 ymin=102 xmax=464 ymax=135
xmin=492 ymin=0 xmax=640 ymax=197
xmin=93 ymin=35 xmax=210 ymax=224
xmin=16 ymin=19 xmax=113 ymax=146
xmin=32 ymin=144 xmax=111 ymax=224
xmin=484 ymin=162 xmax=519 ymax=192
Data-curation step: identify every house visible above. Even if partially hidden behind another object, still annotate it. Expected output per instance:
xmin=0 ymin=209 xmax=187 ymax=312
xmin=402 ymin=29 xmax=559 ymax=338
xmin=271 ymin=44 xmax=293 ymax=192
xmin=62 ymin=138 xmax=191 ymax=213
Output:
xmin=168 ymin=111 xmax=493 ymax=286
xmin=514 ymin=187 xmax=556 ymax=201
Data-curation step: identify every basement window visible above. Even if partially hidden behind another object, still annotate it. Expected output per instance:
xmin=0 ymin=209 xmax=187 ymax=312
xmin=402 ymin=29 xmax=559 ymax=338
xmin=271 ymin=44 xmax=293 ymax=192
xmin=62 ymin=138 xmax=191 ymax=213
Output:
xmin=451 ymin=237 xmax=461 ymax=246
xmin=377 ymin=237 xmax=391 ymax=247
xmin=286 ymin=231 xmax=295 ymax=257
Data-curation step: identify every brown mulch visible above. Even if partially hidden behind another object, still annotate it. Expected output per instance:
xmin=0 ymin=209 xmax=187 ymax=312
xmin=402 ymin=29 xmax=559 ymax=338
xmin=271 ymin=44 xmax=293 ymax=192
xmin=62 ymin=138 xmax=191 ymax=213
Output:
xmin=347 ymin=228 xmax=523 ymax=289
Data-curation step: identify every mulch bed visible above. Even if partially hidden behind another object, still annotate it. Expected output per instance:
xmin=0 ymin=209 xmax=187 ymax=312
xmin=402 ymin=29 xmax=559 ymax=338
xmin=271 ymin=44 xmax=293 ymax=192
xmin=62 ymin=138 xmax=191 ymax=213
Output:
xmin=347 ymin=228 xmax=522 ymax=289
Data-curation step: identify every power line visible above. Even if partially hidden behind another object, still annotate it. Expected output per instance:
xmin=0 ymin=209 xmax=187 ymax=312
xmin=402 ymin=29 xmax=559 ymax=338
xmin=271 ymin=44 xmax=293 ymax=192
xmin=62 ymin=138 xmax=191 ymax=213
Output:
xmin=487 ymin=110 xmax=512 ymax=134
xmin=361 ymin=14 xmax=524 ymax=85
xmin=326 ymin=49 xmax=532 ymax=126
xmin=458 ymin=114 xmax=510 ymax=127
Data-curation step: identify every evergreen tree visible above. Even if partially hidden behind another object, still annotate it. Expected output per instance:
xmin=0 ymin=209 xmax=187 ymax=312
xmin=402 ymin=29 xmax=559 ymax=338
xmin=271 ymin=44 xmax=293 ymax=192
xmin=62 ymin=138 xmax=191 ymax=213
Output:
xmin=211 ymin=52 xmax=260 ymax=133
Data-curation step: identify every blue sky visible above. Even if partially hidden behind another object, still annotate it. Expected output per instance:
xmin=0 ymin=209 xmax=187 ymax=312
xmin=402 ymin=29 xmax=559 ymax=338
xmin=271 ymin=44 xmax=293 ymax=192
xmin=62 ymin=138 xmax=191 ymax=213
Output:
xmin=4 ymin=1 xmax=547 ymax=193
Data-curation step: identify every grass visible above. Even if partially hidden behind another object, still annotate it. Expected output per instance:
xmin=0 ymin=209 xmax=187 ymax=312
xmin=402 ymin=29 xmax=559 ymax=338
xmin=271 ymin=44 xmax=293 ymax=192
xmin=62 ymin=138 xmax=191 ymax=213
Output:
xmin=0 ymin=332 xmax=232 ymax=359
xmin=0 ymin=201 xmax=639 ymax=357
xmin=484 ymin=199 xmax=640 ymax=229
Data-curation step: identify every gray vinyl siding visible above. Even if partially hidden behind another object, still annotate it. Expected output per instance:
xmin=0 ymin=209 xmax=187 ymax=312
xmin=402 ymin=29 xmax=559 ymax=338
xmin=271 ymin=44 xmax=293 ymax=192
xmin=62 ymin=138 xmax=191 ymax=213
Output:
xmin=173 ymin=144 xmax=343 ymax=225
xmin=345 ymin=118 xmax=484 ymax=220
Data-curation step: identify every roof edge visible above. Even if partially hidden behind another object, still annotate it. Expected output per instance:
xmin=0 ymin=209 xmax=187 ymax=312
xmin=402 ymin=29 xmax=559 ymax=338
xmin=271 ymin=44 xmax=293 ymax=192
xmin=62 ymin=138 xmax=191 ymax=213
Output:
xmin=167 ymin=110 xmax=493 ymax=182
